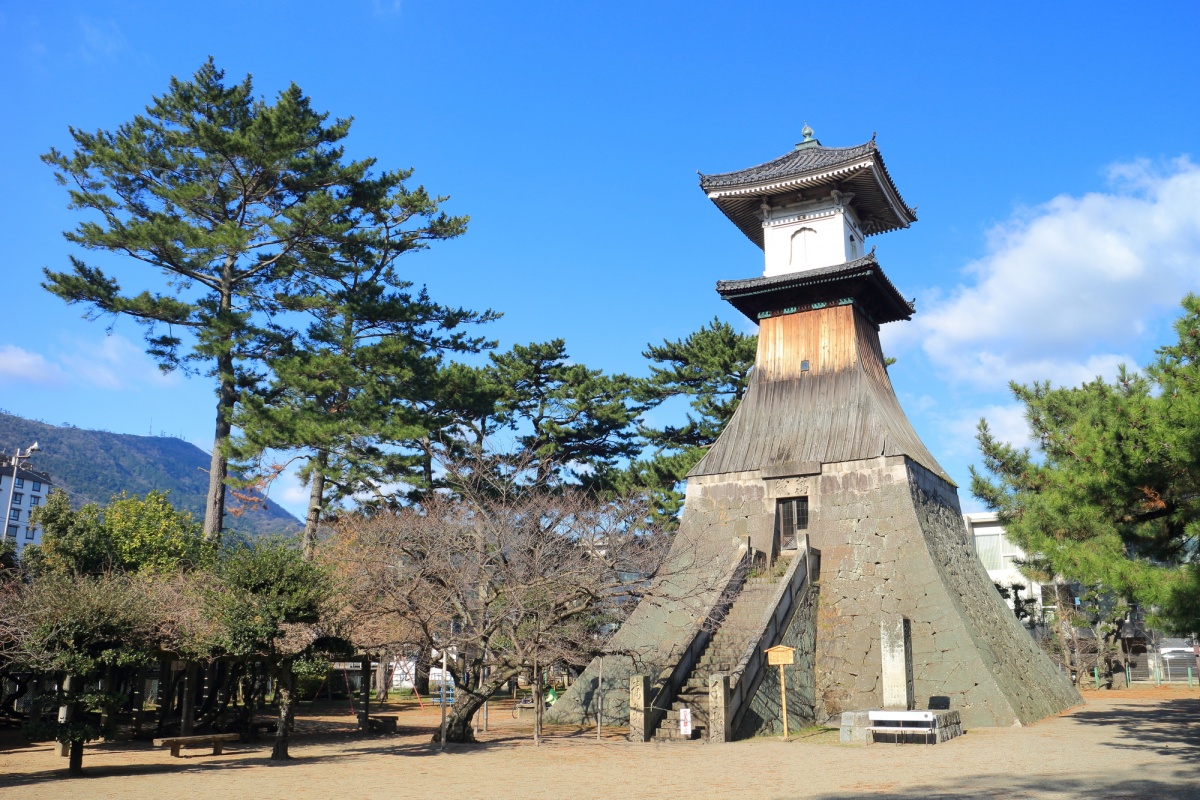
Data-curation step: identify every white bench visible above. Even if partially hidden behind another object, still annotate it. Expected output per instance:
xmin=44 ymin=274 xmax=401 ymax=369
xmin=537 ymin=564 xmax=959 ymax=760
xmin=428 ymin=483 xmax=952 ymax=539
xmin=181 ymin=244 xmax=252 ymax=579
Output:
xmin=866 ymin=710 xmax=937 ymax=744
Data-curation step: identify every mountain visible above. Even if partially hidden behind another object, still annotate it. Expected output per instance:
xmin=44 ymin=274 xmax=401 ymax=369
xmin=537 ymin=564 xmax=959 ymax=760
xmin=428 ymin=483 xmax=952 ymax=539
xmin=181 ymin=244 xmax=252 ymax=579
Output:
xmin=0 ymin=412 xmax=302 ymax=538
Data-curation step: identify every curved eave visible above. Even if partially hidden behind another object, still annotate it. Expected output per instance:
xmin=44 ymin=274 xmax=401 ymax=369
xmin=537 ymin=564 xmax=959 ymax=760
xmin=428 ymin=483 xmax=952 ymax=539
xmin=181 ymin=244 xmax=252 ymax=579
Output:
xmin=700 ymin=146 xmax=917 ymax=249
xmin=716 ymin=255 xmax=916 ymax=325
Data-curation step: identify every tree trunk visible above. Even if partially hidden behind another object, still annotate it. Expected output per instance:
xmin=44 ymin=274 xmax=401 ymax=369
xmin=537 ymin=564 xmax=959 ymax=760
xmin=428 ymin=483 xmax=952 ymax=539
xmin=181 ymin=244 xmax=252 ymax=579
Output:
xmin=374 ymin=654 xmax=389 ymax=703
xmin=56 ymin=675 xmax=74 ymax=758
xmin=271 ymin=662 xmax=297 ymax=760
xmin=358 ymin=655 xmax=371 ymax=732
xmin=181 ymin=663 xmax=197 ymax=736
xmin=68 ymin=739 xmax=83 ymax=775
xmin=203 ymin=276 xmax=237 ymax=544
xmin=203 ymin=349 xmax=235 ymax=542
xmin=421 ymin=436 xmax=434 ymax=491
xmin=432 ymin=661 xmax=519 ymax=745
xmin=414 ymin=646 xmax=431 ymax=696
xmin=302 ymin=452 xmax=328 ymax=560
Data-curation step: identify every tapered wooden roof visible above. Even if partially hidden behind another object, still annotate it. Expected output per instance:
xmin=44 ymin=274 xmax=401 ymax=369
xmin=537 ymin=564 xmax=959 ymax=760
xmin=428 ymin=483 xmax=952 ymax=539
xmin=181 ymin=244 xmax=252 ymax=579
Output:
xmin=699 ymin=135 xmax=917 ymax=248
xmin=688 ymin=301 xmax=950 ymax=483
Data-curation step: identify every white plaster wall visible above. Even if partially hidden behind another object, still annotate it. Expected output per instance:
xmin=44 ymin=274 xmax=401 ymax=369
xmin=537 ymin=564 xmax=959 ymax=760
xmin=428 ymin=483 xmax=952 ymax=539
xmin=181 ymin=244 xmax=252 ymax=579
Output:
xmin=762 ymin=204 xmax=863 ymax=277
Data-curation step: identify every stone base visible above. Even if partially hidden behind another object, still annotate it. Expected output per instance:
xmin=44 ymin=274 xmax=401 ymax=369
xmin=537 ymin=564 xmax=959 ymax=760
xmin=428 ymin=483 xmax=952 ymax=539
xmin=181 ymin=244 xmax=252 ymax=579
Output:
xmin=840 ymin=709 xmax=962 ymax=745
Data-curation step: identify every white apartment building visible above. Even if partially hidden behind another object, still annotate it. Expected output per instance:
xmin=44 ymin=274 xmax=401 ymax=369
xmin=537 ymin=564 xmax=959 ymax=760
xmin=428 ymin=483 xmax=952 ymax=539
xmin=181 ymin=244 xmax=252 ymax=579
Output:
xmin=965 ymin=511 xmax=1052 ymax=620
xmin=1 ymin=466 xmax=52 ymax=552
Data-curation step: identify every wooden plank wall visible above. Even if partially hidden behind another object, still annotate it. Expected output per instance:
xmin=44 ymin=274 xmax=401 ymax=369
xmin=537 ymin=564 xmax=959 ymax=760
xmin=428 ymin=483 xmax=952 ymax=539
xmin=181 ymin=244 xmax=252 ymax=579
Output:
xmin=757 ymin=304 xmax=885 ymax=380
xmin=689 ymin=304 xmax=951 ymax=482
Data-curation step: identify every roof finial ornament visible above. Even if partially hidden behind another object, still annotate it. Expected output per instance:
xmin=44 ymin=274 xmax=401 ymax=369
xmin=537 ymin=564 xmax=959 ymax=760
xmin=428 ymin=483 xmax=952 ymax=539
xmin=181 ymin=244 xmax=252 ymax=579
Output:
xmin=795 ymin=121 xmax=819 ymax=150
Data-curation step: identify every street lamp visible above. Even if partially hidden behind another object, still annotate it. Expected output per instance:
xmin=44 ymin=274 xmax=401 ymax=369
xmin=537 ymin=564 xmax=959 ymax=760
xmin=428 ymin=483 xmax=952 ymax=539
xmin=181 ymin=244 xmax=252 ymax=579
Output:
xmin=2 ymin=442 xmax=41 ymax=546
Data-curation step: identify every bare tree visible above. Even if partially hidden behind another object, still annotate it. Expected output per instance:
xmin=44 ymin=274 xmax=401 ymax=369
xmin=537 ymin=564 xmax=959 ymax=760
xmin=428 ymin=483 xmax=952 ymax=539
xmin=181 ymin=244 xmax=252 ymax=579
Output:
xmin=329 ymin=457 xmax=675 ymax=744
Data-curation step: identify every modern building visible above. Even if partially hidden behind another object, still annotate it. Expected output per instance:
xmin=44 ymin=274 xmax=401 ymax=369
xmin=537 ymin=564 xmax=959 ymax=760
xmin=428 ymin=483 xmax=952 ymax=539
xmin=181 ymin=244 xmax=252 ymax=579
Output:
xmin=965 ymin=511 xmax=1052 ymax=618
xmin=1 ymin=465 xmax=52 ymax=551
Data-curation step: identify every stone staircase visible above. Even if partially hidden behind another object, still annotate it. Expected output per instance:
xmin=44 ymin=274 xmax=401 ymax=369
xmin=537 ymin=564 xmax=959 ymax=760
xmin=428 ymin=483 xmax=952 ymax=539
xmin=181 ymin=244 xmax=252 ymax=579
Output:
xmin=651 ymin=567 xmax=786 ymax=742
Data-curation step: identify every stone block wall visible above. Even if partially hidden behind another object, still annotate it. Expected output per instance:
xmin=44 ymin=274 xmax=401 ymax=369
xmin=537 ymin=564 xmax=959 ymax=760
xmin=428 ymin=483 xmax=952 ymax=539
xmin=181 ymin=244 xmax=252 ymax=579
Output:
xmin=545 ymin=474 xmax=760 ymax=726
xmin=550 ymin=451 xmax=1080 ymax=733
xmin=810 ymin=455 xmax=1081 ymax=728
xmin=734 ymin=581 xmax=818 ymax=738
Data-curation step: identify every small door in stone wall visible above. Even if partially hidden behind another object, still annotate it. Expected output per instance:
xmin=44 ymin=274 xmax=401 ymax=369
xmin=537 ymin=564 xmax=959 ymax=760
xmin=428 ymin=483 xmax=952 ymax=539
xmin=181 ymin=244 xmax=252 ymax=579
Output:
xmin=776 ymin=496 xmax=809 ymax=552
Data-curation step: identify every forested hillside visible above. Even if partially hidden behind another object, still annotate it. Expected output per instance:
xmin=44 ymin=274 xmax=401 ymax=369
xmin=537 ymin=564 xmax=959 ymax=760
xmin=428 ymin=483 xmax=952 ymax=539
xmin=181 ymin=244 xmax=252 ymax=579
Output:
xmin=0 ymin=412 xmax=300 ymax=538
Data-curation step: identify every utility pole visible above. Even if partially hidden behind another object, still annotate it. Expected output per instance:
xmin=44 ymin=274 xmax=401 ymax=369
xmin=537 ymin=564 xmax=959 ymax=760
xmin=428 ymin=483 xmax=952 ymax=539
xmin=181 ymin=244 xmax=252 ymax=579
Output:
xmin=2 ymin=442 xmax=40 ymax=545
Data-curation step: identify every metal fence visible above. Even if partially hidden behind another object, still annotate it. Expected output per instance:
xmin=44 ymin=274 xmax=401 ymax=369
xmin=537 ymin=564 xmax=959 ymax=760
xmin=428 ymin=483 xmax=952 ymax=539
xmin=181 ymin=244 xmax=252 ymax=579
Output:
xmin=1126 ymin=654 xmax=1200 ymax=684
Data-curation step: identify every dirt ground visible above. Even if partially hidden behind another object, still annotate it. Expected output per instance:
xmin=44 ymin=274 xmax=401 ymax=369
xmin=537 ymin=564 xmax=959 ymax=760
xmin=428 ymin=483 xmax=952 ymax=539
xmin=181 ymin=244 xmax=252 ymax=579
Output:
xmin=1 ymin=685 xmax=1198 ymax=799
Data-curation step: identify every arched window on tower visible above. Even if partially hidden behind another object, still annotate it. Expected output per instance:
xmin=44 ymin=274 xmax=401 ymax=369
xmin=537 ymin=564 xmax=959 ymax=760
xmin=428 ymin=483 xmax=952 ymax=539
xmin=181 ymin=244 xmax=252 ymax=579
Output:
xmin=789 ymin=227 xmax=816 ymax=269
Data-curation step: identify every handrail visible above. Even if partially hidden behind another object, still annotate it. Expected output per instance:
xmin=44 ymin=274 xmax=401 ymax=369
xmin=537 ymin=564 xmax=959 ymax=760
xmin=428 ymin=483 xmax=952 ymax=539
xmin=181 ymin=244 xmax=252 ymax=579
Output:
xmin=642 ymin=540 xmax=754 ymax=737
xmin=723 ymin=535 xmax=819 ymax=739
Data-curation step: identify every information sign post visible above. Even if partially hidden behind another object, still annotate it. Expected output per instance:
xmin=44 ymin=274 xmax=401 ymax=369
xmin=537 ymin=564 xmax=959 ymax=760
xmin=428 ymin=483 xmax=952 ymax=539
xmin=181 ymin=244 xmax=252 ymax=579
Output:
xmin=765 ymin=645 xmax=797 ymax=738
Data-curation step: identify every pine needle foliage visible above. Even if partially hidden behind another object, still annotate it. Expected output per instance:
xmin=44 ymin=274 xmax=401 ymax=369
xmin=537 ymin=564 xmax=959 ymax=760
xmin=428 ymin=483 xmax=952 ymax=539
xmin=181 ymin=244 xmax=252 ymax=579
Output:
xmin=971 ymin=294 xmax=1200 ymax=631
xmin=41 ymin=58 xmax=413 ymax=541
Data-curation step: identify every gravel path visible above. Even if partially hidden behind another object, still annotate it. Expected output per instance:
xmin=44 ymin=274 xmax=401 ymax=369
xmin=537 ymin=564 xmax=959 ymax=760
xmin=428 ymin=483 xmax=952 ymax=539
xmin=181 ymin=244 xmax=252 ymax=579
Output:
xmin=1 ymin=686 xmax=1196 ymax=799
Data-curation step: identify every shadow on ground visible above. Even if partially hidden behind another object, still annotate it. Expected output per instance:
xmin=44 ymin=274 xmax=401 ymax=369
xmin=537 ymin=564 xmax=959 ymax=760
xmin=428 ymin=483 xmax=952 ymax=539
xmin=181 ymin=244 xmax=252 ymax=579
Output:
xmin=803 ymin=773 xmax=1200 ymax=800
xmin=0 ymin=721 xmax=617 ymax=790
xmin=1069 ymin=697 xmax=1200 ymax=760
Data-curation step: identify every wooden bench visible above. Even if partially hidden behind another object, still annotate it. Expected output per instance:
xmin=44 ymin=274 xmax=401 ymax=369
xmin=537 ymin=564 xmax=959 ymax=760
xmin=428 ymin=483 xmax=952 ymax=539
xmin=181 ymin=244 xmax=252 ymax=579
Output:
xmin=153 ymin=733 xmax=241 ymax=757
xmin=369 ymin=715 xmax=398 ymax=734
xmin=866 ymin=710 xmax=937 ymax=744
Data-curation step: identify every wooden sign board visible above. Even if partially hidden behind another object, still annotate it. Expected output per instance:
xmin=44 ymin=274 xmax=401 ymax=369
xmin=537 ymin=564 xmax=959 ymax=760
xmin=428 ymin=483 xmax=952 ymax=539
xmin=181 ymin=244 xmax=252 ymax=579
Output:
xmin=679 ymin=707 xmax=692 ymax=736
xmin=766 ymin=645 xmax=796 ymax=666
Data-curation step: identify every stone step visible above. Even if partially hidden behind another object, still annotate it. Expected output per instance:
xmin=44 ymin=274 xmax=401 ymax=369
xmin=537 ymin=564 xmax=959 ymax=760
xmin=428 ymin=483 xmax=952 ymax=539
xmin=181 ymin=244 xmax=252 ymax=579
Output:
xmin=652 ymin=725 xmax=707 ymax=742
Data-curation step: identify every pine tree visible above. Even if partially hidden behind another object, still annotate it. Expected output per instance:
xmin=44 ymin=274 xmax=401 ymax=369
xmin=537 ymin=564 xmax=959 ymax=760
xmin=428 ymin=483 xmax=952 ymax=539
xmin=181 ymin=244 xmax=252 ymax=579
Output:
xmin=614 ymin=318 xmax=757 ymax=522
xmin=229 ymin=178 xmax=495 ymax=555
xmin=971 ymin=294 xmax=1200 ymax=631
xmin=487 ymin=340 xmax=644 ymax=486
xmin=42 ymin=59 xmax=387 ymax=541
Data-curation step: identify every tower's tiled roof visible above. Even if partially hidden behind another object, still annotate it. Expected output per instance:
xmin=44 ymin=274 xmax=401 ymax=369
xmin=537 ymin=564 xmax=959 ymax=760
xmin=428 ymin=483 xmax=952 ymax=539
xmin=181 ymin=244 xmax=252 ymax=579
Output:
xmin=699 ymin=142 xmax=880 ymax=190
xmin=715 ymin=253 xmax=915 ymax=325
xmin=699 ymin=137 xmax=917 ymax=247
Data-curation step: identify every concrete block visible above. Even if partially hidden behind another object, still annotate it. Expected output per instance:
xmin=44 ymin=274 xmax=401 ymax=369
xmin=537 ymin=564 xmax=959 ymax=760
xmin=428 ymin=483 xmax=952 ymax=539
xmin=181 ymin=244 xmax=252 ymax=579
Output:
xmin=839 ymin=710 xmax=873 ymax=744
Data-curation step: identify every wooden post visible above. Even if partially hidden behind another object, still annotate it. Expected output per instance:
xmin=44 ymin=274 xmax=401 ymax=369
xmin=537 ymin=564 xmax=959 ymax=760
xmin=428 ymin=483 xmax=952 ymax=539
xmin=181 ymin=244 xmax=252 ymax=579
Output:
xmin=131 ymin=666 xmax=146 ymax=735
xmin=533 ymin=657 xmax=542 ymax=747
xmin=359 ymin=655 xmax=371 ymax=732
xmin=438 ymin=649 xmax=448 ymax=750
xmin=181 ymin=663 xmax=197 ymax=736
xmin=596 ymin=656 xmax=603 ymax=740
xmin=779 ymin=663 xmax=789 ymax=739
xmin=156 ymin=659 xmax=173 ymax=735
xmin=765 ymin=645 xmax=796 ymax=740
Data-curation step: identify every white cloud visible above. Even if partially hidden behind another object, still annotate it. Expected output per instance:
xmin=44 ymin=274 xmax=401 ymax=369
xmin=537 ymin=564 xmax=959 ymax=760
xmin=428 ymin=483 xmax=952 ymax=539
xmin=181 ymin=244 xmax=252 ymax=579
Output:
xmin=0 ymin=345 xmax=67 ymax=386
xmin=0 ymin=334 xmax=177 ymax=391
xmin=277 ymin=470 xmax=312 ymax=507
xmin=56 ymin=334 xmax=178 ymax=390
xmin=901 ymin=158 xmax=1200 ymax=389
xmin=371 ymin=0 xmax=403 ymax=16
xmin=944 ymin=403 xmax=1032 ymax=456
xmin=77 ymin=17 xmax=127 ymax=61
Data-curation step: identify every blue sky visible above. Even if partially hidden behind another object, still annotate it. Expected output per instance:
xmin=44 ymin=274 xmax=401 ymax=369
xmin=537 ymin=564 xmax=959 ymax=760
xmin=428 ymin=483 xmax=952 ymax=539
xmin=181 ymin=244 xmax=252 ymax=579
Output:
xmin=2 ymin=1 xmax=1198 ymax=518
